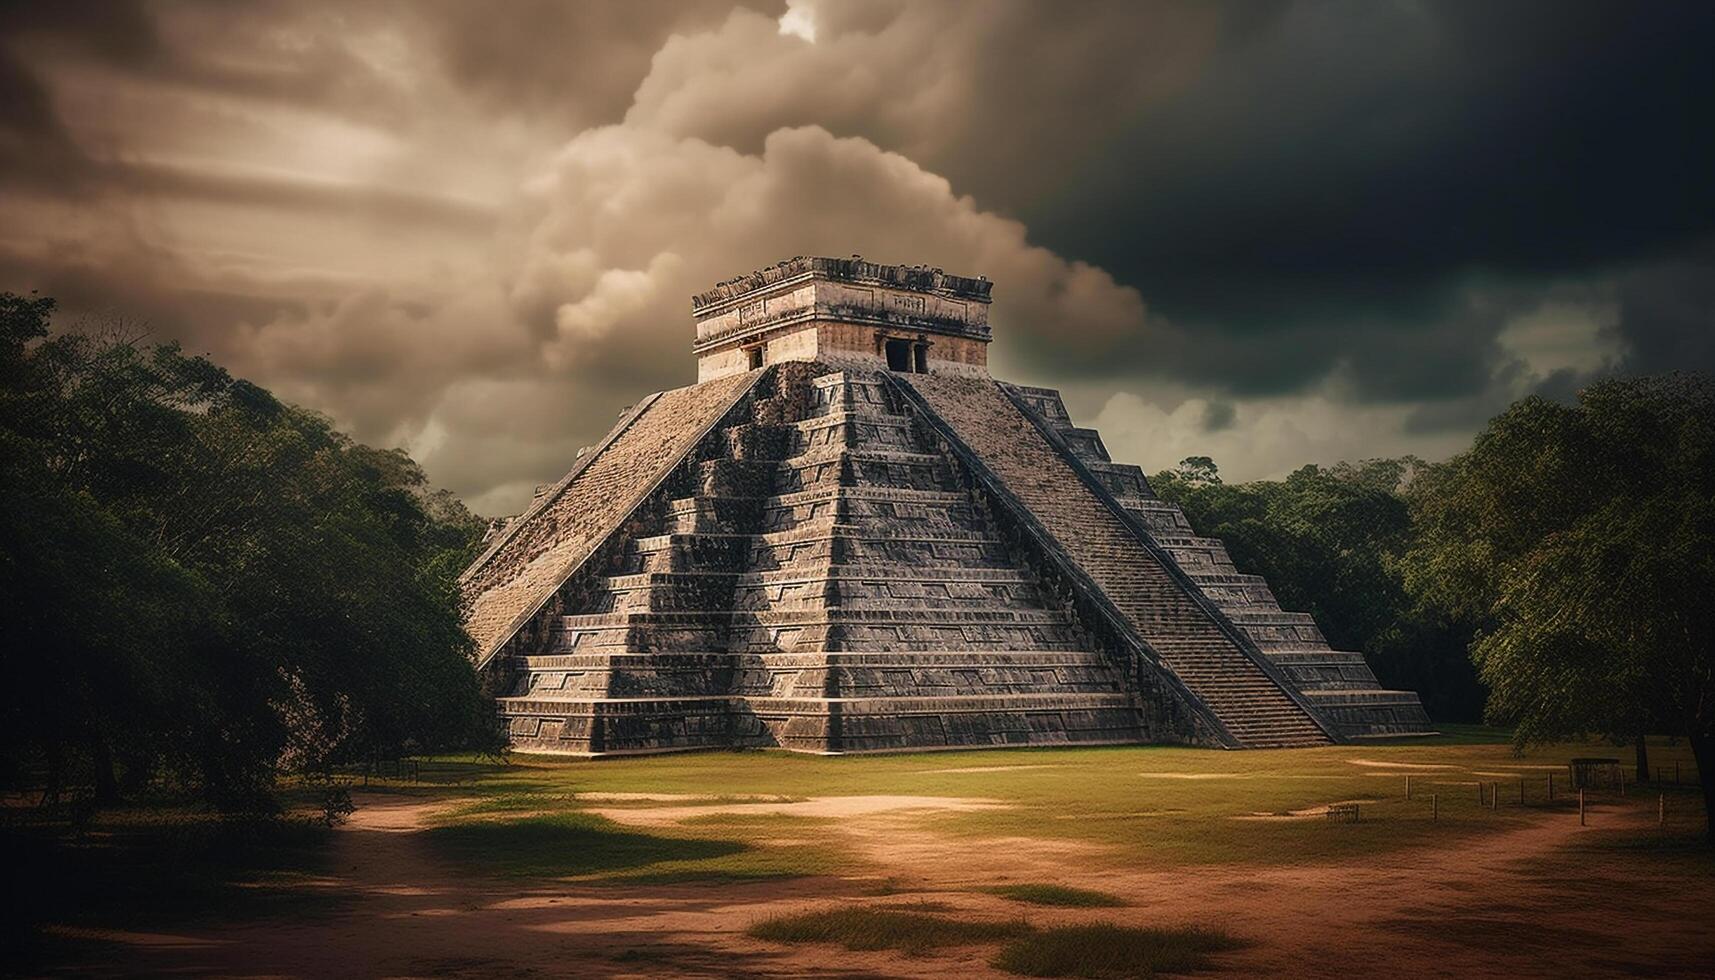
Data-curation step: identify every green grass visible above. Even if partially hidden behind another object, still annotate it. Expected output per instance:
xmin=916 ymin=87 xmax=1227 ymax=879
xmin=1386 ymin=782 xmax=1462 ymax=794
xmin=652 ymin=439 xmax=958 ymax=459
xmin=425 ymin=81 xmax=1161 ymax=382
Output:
xmin=441 ymin=792 xmax=580 ymax=816
xmin=748 ymin=907 xmax=1031 ymax=954
xmin=422 ymin=810 xmax=848 ymax=883
xmin=422 ymin=812 xmax=744 ymax=877
xmin=991 ymin=923 xmax=1244 ymax=977
xmin=987 ymin=884 xmax=1128 ymax=907
xmin=414 ymin=733 xmax=1702 ymax=875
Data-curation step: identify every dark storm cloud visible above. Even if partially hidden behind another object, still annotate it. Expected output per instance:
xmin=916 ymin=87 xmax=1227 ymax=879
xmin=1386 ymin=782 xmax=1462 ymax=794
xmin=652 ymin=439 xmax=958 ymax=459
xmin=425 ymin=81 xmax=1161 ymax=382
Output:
xmin=2 ymin=0 xmax=1710 ymax=506
xmin=1201 ymin=401 xmax=1236 ymax=433
xmin=1012 ymin=1 xmax=1715 ymax=395
xmin=630 ymin=0 xmax=1712 ymax=403
xmin=1612 ymin=244 xmax=1715 ymax=378
xmin=424 ymin=0 xmax=782 ymax=130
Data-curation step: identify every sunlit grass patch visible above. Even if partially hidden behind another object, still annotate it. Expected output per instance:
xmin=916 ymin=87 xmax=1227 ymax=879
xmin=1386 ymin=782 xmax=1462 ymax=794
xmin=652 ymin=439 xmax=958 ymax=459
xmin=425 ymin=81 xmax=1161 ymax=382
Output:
xmin=991 ymin=923 xmax=1243 ymax=977
xmin=593 ymin=843 xmax=843 ymax=884
xmin=443 ymin=792 xmax=579 ymax=818
xmin=672 ymin=810 xmax=831 ymax=830
xmin=419 ymin=735 xmax=1703 ymax=877
xmin=987 ymin=884 xmax=1127 ymax=907
xmin=878 ymin=899 xmax=959 ymax=912
xmin=748 ymin=907 xmax=1031 ymax=954
xmin=604 ymin=811 xmax=853 ymax=882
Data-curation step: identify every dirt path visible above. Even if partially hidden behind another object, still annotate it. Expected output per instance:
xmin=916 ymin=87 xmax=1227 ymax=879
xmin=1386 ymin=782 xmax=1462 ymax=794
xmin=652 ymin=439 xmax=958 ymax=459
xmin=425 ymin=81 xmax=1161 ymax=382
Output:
xmin=54 ymin=794 xmax=1714 ymax=978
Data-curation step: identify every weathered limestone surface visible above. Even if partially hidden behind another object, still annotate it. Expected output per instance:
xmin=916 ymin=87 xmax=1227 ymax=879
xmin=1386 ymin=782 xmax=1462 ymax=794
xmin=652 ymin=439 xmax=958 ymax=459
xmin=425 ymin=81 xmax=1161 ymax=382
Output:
xmin=902 ymin=375 xmax=1334 ymax=748
xmin=460 ymin=257 xmax=1431 ymax=755
xmin=488 ymin=367 xmax=1152 ymax=755
xmin=1001 ymin=383 xmax=1432 ymax=738
xmin=694 ymin=256 xmax=992 ymax=381
xmin=460 ymin=371 xmax=761 ymax=664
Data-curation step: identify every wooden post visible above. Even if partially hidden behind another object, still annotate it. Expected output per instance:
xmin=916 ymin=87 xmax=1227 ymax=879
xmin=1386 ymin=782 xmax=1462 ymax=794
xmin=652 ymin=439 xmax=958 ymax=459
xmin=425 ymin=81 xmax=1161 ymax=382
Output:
xmin=1432 ymin=793 xmax=1438 ymax=822
xmin=1620 ymin=770 xmax=1627 ymax=796
xmin=1659 ymin=793 xmax=1665 ymax=828
xmin=1579 ymin=789 xmax=1586 ymax=826
xmin=1675 ymin=763 xmax=1680 ymax=785
xmin=1406 ymin=774 xmax=1412 ymax=800
xmin=1548 ymin=772 xmax=1555 ymax=801
xmin=1519 ymin=777 xmax=1525 ymax=805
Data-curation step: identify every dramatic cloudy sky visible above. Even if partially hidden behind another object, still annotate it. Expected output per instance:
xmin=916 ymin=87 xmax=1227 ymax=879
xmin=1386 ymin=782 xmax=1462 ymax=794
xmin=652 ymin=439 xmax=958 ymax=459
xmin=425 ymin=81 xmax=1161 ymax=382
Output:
xmin=4 ymin=1 xmax=1711 ymax=514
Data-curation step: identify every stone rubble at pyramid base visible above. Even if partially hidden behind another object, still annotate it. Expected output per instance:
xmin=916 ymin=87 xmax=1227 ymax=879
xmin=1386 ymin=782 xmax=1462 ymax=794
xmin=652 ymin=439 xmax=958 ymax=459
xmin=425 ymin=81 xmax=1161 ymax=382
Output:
xmin=479 ymin=364 xmax=1429 ymax=756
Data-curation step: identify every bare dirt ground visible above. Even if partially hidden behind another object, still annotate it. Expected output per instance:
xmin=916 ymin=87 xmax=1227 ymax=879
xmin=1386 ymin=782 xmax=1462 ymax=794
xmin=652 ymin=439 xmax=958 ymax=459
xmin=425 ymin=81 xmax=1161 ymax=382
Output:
xmin=46 ymin=788 xmax=1713 ymax=979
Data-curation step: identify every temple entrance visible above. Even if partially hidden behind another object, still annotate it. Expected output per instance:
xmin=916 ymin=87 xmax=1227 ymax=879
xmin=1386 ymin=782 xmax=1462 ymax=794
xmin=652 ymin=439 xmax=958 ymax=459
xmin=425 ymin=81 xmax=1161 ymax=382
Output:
xmin=885 ymin=338 xmax=913 ymax=372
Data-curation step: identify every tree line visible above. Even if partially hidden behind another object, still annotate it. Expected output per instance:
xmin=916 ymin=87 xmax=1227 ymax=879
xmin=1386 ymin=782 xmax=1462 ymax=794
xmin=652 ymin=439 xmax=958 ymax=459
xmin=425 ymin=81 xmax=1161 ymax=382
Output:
xmin=3 ymin=289 xmax=1710 ymax=838
xmin=1 ymin=293 xmax=498 ymax=811
xmin=1154 ymin=373 xmax=1715 ymax=839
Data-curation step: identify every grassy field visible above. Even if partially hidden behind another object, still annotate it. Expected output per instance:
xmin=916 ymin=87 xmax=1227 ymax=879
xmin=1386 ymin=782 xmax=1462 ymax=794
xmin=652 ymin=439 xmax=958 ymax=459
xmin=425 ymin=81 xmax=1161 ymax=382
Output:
xmin=393 ymin=726 xmax=1706 ymax=883
xmin=11 ymin=728 xmax=1711 ymax=977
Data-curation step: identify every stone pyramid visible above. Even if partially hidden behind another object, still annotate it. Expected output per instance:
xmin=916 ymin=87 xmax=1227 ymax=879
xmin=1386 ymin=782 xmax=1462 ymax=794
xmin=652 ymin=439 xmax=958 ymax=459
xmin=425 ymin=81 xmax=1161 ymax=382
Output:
xmin=460 ymin=257 xmax=1430 ymax=754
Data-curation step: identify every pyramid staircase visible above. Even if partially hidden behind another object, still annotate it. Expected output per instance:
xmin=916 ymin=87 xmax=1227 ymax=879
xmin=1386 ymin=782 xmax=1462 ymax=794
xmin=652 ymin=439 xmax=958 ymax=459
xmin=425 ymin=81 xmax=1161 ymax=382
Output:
xmin=495 ymin=366 xmax=1152 ymax=754
xmin=1001 ymin=384 xmax=1431 ymax=738
xmin=897 ymin=374 xmax=1335 ymax=748
xmin=479 ymin=364 xmax=1426 ymax=754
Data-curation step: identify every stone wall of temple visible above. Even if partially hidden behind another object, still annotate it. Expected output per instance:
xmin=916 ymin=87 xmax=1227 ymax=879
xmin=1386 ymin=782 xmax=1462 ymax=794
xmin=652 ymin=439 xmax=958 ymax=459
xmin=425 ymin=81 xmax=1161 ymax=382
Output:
xmin=998 ymin=383 xmax=1433 ymax=739
xmin=461 ymin=258 xmax=1435 ymax=754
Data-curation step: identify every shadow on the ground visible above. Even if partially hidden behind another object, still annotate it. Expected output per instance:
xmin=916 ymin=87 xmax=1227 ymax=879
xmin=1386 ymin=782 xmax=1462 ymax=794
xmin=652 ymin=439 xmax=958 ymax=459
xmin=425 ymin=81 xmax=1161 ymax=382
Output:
xmin=421 ymin=812 xmax=747 ymax=878
xmin=4 ymin=813 xmax=348 ymax=973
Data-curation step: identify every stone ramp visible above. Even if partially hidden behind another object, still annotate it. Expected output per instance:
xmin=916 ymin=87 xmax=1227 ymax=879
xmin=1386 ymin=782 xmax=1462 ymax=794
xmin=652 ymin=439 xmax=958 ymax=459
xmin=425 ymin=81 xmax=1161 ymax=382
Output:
xmin=460 ymin=371 xmax=762 ymax=666
xmin=899 ymin=374 xmax=1336 ymax=748
xmin=1001 ymin=383 xmax=1432 ymax=738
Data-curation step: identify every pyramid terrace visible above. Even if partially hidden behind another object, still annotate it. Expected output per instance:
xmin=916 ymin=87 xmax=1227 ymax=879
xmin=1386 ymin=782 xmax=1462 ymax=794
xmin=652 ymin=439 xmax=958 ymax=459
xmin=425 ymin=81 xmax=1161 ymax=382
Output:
xmin=460 ymin=257 xmax=1430 ymax=754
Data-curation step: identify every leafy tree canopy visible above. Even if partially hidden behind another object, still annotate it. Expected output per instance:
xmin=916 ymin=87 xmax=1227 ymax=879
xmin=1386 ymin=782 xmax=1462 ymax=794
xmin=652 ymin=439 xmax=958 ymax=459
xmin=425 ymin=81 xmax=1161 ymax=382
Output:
xmin=1152 ymin=455 xmax=1484 ymax=721
xmin=1406 ymin=374 xmax=1715 ymax=838
xmin=1 ymin=293 xmax=496 ymax=811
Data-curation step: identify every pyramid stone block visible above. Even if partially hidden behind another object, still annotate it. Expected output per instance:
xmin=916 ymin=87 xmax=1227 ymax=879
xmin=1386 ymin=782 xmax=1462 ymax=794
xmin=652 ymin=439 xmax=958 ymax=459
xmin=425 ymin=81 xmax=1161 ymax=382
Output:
xmin=460 ymin=257 xmax=1431 ymax=754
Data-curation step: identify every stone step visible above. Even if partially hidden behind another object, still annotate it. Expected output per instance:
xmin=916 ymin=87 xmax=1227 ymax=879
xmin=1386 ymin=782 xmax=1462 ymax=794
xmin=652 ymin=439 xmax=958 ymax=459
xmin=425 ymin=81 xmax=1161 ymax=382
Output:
xmin=999 ymin=383 xmax=1074 ymax=426
xmin=773 ymin=449 xmax=960 ymax=494
xmin=732 ymin=577 xmax=1049 ymax=612
xmin=789 ymin=413 xmax=922 ymax=456
xmin=733 ymin=566 xmax=1039 ymax=588
xmin=762 ymin=485 xmax=970 ymax=509
xmin=1225 ymin=611 xmax=1321 ymax=628
xmin=1082 ymin=461 xmax=1152 ymax=498
xmin=1264 ymin=650 xmax=1370 ymax=664
xmin=662 ymin=495 xmax=765 ymax=534
xmin=808 ymin=374 xmax=904 ymax=419
xmin=905 ymin=372 xmax=1334 ymax=747
xmin=1057 ymin=427 xmax=1112 ymax=463
xmin=558 ymin=608 xmax=1080 ymax=629
xmin=513 ymin=650 xmax=1117 ymax=672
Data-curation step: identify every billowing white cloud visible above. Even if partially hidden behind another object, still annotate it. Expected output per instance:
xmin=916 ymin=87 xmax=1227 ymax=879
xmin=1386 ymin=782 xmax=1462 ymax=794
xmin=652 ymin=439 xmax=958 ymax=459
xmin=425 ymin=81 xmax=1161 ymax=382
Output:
xmin=501 ymin=119 xmax=1149 ymax=411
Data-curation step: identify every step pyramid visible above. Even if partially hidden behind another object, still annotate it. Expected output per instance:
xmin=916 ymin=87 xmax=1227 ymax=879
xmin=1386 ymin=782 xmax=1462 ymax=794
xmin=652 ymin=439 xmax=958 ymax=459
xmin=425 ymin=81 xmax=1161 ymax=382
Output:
xmin=461 ymin=257 xmax=1430 ymax=754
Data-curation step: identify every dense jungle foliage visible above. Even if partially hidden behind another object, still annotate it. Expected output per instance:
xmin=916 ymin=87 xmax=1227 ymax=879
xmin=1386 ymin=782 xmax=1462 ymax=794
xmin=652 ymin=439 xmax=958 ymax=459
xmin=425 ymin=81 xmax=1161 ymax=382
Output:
xmin=1 ymin=293 xmax=497 ymax=811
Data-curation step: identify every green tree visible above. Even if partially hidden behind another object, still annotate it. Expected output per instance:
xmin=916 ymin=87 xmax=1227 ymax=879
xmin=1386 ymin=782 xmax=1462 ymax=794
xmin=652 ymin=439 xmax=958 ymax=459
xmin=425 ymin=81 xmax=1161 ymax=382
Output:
xmin=1153 ymin=457 xmax=1484 ymax=720
xmin=1407 ymin=375 xmax=1715 ymax=840
xmin=1172 ymin=455 xmax=1222 ymax=486
xmin=0 ymin=293 xmax=496 ymax=810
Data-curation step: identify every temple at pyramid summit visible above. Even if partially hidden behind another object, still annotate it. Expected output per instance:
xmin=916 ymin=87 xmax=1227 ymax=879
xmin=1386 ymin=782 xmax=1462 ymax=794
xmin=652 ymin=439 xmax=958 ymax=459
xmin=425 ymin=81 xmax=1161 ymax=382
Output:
xmin=460 ymin=257 xmax=1431 ymax=754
